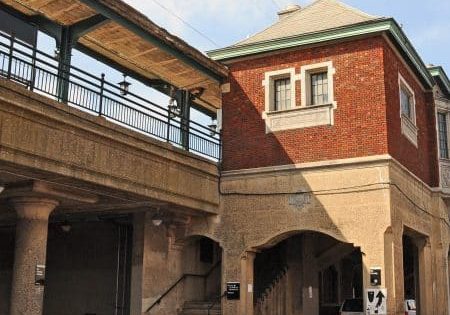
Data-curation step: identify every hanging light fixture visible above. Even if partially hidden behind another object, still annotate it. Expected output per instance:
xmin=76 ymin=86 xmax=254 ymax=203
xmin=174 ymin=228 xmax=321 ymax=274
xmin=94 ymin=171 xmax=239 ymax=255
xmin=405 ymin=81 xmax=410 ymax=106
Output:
xmin=60 ymin=221 xmax=72 ymax=233
xmin=168 ymin=86 xmax=180 ymax=119
xmin=208 ymin=118 xmax=217 ymax=136
xmin=0 ymin=185 xmax=4 ymax=194
xmin=54 ymin=48 xmax=60 ymax=60
xmin=151 ymin=207 xmax=163 ymax=226
xmin=118 ymin=74 xmax=131 ymax=96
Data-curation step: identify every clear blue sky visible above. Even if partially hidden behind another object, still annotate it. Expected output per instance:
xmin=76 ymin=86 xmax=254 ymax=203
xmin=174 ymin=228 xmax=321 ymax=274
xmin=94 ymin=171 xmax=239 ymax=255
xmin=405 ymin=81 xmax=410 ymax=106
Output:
xmin=123 ymin=0 xmax=450 ymax=73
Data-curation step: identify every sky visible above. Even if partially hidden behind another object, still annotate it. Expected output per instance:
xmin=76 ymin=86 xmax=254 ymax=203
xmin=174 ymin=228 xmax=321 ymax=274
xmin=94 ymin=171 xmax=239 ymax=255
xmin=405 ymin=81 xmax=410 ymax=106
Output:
xmin=122 ymin=0 xmax=450 ymax=72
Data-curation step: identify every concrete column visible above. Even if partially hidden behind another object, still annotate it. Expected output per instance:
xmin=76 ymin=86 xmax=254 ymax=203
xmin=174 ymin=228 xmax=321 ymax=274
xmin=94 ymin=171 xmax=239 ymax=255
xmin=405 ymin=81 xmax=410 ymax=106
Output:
xmin=240 ymin=251 xmax=256 ymax=315
xmin=384 ymin=227 xmax=404 ymax=315
xmin=417 ymin=239 xmax=433 ymax=315
xmin=129 ymin=212 xmax=145 ymax=315
xmin=286 ymin=238 xmax=302 ymax=315
xmin=9 ymin=197 xmax=58 ymax=315
xmin=302 ymin=234 xmax=319 ymax=315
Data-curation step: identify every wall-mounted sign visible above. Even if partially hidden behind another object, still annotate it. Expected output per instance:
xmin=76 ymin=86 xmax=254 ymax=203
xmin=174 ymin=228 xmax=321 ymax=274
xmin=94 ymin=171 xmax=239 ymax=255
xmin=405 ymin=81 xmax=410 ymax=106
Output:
xmin=370 ymin=267 xmax=382 ymax=286
xmin=35 ymin=264 xmax=46 ymax=286
xmin=365 ymin=288 xmax=387 ymax=315
xmin=226 ymin=282 xmax=240 ymax=300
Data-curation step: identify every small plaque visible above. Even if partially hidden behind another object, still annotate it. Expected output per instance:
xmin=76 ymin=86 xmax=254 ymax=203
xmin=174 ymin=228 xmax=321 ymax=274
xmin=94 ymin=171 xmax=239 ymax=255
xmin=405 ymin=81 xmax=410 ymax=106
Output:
xmin=226 ymin=282 xmax=240 ymax=300
xmin=35 ymin=264 xmax=46 ymax=286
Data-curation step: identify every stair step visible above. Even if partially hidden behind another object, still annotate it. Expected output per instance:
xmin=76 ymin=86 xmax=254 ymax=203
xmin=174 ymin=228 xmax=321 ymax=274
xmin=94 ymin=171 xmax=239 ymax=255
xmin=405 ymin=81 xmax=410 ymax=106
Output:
xmin=181 ymin=301 xmax=221 ymax=315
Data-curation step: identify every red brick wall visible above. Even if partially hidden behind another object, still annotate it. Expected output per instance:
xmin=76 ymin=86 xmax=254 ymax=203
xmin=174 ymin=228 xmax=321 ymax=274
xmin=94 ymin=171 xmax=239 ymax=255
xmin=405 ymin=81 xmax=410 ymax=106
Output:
xmin=383 ymin=42 xmax=439 ymax=187
xmin=221 ymin=35 xmax=439 ymax=187
xmin=222 ymin=36 xmax=388 ymax=171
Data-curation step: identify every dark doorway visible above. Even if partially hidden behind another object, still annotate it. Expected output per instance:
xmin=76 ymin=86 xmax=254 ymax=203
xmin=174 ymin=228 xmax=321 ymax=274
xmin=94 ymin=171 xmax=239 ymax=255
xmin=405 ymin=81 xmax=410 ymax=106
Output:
xmin=403 ymin=234 xmax=420 ymax=312
xmin=253 ymin=232 xmax=362 ymax=315
xmin=43 ymin=218 xmax=132 ymax=315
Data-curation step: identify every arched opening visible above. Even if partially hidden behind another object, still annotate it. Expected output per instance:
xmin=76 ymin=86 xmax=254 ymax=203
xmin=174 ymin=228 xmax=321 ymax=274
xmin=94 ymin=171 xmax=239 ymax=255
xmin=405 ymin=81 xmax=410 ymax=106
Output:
xmin=181 ymin=236 xmax=223 ymax=312
xmin=253 ymin=232 xmax=362 ymax=315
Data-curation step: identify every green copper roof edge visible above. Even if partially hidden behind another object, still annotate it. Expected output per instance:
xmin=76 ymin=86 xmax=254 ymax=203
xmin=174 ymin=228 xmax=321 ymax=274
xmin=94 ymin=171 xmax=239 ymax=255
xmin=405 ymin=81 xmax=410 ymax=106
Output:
xmin=387 ymin=20 xmax=433 ymax=88
xmin=207 ymin=20 xmax=392 ymax=60
xmin=208 ymin=19 xmax=433 ymax=88
xmin=429 ymin=66 xmax=450 ymax=94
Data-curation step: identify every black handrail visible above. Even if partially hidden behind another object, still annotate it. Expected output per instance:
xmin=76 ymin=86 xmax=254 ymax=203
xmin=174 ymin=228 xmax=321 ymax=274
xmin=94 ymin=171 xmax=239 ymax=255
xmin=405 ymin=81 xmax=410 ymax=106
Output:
xmin=0 ymin=30 xmax=221 ymax=160
xmin=207 ymin=292 xmax=226 ymax=315
xmin=146 ymin=260 xmax=222 ymax=313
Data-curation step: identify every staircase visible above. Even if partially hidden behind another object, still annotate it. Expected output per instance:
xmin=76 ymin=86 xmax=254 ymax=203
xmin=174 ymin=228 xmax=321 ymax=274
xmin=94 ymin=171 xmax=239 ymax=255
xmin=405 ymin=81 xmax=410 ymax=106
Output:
xmin=254 ymin=265 xmax=289 ymax=315
xmin=253 ymin=241 xmax=289 ymax=315
xmin=181 ymin=301 xmax=221 ymax=315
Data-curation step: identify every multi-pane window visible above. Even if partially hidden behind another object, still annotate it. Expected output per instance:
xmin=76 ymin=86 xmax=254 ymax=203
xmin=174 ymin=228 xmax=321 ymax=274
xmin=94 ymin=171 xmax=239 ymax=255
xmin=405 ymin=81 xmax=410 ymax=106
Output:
xmin=311 ymin=72 xmax=328 ymax=105
xmin=400 ymin=86 xmax=413 ymax=120
xmin=438 ymin=112 xmax=449 ymax=159
xmin=274 ymin=78 xmax=291 ymax=111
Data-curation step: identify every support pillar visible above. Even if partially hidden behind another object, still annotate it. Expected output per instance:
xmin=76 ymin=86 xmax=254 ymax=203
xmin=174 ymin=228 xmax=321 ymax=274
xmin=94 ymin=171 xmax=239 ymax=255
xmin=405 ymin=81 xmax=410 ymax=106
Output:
xmin=9 ymin=197 xmax=58 ymax=315
xmin=384 ymin=226 xmax=405 ymax=315
xmin=417 ymin=239 xmax=433 ymax=315
xmin=178 ymin=90 xmax=191 ymax=151
xmin=240 ymin=251 xmax=256 ymax=315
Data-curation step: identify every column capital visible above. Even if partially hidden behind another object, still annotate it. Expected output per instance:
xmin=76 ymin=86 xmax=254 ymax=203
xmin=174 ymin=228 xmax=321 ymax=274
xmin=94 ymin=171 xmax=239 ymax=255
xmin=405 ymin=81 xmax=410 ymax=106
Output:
xmin=9 ymin=197 xmax=59 ymax=220
xmin=241 ymin=250 xmax=258 ymax=262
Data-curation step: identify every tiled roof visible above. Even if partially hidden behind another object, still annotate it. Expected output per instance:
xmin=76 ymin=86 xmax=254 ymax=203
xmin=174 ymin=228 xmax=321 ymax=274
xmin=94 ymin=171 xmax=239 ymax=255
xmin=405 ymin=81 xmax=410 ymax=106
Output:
xmin=234 ymin=0 xmax=382 ymax=46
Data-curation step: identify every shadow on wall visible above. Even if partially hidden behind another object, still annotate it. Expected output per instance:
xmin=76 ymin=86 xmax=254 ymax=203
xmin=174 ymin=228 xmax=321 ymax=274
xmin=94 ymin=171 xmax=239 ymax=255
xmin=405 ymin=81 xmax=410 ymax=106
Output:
xmin=194 ymin=50 xmax=395 ymax=314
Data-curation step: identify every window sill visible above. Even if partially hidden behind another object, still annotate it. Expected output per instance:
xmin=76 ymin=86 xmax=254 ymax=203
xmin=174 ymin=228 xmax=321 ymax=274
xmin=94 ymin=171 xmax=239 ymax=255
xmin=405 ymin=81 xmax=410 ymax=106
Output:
xmin=264 ymin=103 xmax=334 ymax=133
xmin=400 ymin=114 xmax=418 ymax=147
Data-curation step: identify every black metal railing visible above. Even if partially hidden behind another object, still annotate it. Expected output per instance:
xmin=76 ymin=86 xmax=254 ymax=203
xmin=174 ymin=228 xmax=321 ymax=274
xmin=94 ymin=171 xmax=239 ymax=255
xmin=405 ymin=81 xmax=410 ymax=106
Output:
xmin=0 ymin=30 xmax=221 ymax=160
xmin=146 ymin=260 xmax=222 ymax=313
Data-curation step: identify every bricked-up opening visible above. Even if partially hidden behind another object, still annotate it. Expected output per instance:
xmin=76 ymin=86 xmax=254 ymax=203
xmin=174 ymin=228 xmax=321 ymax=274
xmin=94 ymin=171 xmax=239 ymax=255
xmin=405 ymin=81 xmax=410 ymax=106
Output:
xmin=253 ymin=232 xmax=362 ymax=315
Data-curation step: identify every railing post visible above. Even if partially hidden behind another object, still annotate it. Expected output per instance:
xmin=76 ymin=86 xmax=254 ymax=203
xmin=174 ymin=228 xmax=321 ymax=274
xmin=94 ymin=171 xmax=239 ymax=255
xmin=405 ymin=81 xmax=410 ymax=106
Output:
xmin=29 ymin=44 xmax=37 ymax=91
xmin=180 ymin=90 xmax=191 ymax=151
xmin=56 ymin=26 xmax=73 ymax=104
xmin=99 ymin=73 xmax=105 ymax=116
xmin=7 ymin=34 xmax=15 ymax=79
xmin=166 ymin=111 xmax=171 ymax=143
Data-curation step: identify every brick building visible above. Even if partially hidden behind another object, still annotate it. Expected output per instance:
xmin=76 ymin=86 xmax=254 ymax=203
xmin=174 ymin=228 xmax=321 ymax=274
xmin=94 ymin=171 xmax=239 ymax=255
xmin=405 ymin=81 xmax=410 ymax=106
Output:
xmin=206 ymin=1 xmax=450 ymax=314
xmin=0 ymin=0 xmax=449 ymax=315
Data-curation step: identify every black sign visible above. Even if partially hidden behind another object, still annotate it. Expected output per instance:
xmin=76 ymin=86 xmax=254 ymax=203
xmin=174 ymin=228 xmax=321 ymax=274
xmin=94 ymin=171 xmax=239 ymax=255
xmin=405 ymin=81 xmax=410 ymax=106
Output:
xmin=370 ymin=268 xmax=381 ymax=286
xmin=226 ymin=282 xmax=240 ymax=300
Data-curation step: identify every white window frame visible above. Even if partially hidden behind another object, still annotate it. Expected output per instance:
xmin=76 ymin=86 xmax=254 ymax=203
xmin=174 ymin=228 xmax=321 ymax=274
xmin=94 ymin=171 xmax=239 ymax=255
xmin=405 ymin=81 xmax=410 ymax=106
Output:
xmin=262 ymin=68 xmax=298 ymax=113
xmin=261 ymin=62 xmax=337 ymax=133
xmin=398 ymin=73 xmax=418 ymax=147
xmin=300 ymin=61 xmax=336 ymax=108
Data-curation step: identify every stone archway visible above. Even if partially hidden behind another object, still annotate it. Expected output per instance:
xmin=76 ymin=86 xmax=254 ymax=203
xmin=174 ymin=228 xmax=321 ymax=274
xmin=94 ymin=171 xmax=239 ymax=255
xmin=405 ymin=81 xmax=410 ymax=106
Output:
xmin=244 ymin=231 xmax=363 ymax=315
